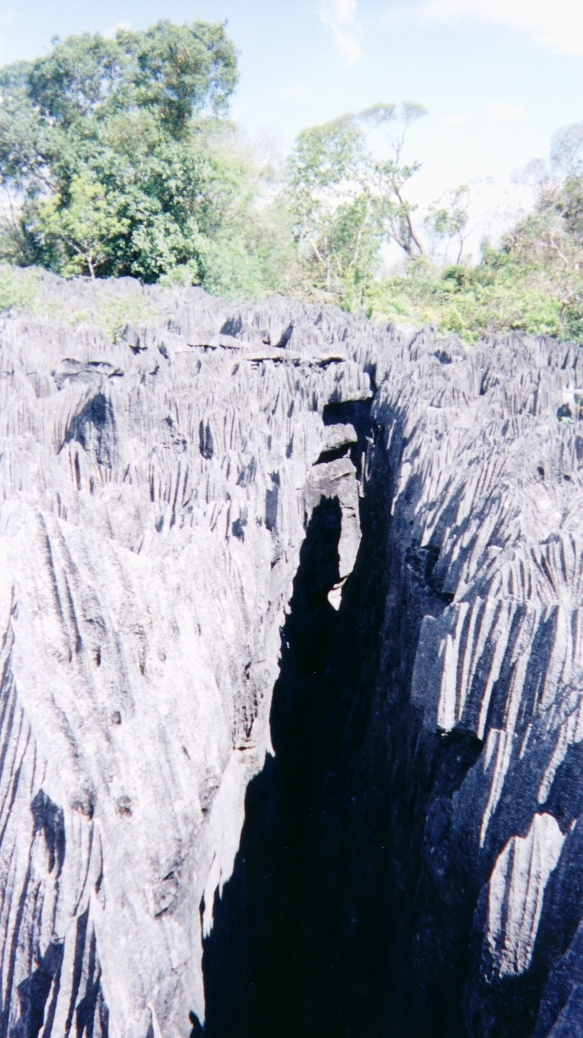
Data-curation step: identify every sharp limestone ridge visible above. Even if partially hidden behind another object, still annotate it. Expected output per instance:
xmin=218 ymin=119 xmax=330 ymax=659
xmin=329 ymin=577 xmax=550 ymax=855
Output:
xmin=0 ymin=274 xmax=583 ymax=1037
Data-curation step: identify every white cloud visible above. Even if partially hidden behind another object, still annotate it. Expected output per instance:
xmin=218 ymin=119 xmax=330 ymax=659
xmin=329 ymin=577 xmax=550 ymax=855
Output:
xmin=488 ymin=101 xmax=525 ymax=121
xmin=420 ymin=0 xmax=583 ymax=55
xmin=103 ymin=20 xmax=131 ymax=39
xmin=443 ymin=114 xmax=468 ymax=125
xmin=319 ymin=0 xmax=362 ymax=62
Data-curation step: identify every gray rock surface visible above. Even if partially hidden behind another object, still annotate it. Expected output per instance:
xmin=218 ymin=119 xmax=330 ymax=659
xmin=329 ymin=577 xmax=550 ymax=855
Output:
xmin=370 ymin=329 xmax=583 ymax=1038
xmin=2 ymin=273 xmax=583 ymax=1036
xmin=0 ymin=276 xmax=370 ymax=1038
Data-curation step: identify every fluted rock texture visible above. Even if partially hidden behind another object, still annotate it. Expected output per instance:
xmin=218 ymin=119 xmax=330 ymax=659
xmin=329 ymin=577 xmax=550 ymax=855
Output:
xmin=1 ymin=272 xmax=583 ymax=1037
xmin=370 ymin=330 xmax=583 ymax=1038
xmin=0 ymin=276 xmax=368 ymax=1038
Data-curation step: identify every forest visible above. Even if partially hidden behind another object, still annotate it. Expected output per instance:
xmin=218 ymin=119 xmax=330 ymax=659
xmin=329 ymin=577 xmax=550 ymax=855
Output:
xmin=1 ymin=18 xmax=583 ymax=343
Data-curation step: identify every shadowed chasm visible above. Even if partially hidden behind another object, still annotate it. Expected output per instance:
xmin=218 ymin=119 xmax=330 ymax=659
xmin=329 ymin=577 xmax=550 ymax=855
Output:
xmin=201 ymin=433 xmax=484 ymax=1038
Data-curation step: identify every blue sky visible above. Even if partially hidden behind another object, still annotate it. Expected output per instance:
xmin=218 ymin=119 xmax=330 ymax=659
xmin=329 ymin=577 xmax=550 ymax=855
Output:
xmin=1 ymin=0 xmax=583 ymax=210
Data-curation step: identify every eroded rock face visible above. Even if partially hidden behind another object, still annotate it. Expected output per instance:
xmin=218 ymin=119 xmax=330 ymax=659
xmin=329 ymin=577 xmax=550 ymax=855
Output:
xmin=0 ymin=279 xmax=369 ymax=1037
xmin=369 ymin=330 xmax=583 ymax=1038
xmin=2 ymin=275 xmax=583 ymax=1037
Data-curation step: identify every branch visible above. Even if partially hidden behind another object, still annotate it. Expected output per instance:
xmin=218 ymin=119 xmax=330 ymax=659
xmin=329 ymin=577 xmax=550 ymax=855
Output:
xmin=308 ymin=236 xmax=326 ymax=267
xmin=393 ymin=185 xmax=424 ymax=256
xmin=548 ymin=235 xmax=570 ymax=266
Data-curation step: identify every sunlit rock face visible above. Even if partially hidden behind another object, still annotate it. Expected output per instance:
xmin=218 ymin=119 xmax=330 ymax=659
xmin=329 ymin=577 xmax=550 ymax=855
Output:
xmin=0 ymin=278 xmax=369 ymax=1038
xmin=2 ymin=275 xmax=583 ymax=1038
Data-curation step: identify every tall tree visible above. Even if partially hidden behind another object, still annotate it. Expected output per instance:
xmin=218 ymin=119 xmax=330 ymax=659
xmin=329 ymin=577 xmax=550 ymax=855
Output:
xmin=285 ymin=103 xmax=427 ymax=307
xmin=0 ymin=22 xmax=281 ymax=294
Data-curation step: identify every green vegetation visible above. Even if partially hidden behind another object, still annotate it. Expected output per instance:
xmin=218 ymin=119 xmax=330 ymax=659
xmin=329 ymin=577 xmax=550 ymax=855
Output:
xmin=0 ymin=21 xmax=292 ymax=298
xmin=367 ymin=161 xmax=583 ymax=342
xmin=286 ymin=103 xmax=427 ymax=310
xmin=366 ymin=253 xmax=570 ymax=343
xmin=2 ymin=21 xmax=583 ymax=343
xmin=0 ymin=264 xmax=40 ymax=312
xmin=0 ymin=263 xmax=167 ymax=338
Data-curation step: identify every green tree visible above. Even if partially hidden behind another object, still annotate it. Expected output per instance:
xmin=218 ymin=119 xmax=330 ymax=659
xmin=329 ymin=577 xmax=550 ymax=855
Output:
xmin=36 ymin=170 xmax=127 ymax=278
xmin=359 ymin=101 xmax=427 ymax=258
xmin=425 ymin=185 xmax=471 ymax=264
xmin=285 ymin=102 xmax=427 ymax=308
xmin=118 ymin=21 xmax=238 ymax=133
xmin=0 ymin=22 xmax=284 ymax=296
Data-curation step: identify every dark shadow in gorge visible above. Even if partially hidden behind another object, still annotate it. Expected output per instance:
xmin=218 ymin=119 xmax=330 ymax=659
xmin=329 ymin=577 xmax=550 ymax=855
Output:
xmin=202 ymin=416 xmax=397 ymax=1038
xmin=202 ymin=493 xmax=349 ymax=1038
xmin=202 ymin=410 xmax=486 ymax=1038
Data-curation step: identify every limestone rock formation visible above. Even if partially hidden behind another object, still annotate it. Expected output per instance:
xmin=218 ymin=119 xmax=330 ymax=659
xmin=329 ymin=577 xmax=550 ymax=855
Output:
xmin=1 ymin=272 xmax=583 ymax=1037
xmin=0 ymin=276 xmax=369 ymax=1038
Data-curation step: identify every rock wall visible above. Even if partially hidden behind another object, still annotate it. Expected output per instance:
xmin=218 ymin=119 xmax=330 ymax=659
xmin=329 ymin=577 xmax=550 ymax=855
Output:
xmin=372 ymin=329 xmax=583 ymax=1038
xmin=2 ymin=274 xmax=583 ymax=1037
xmin=0 ymin=276 xmax=369 ymax=1037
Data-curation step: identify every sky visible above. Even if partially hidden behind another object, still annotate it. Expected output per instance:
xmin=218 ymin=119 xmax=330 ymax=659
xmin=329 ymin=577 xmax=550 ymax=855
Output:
xmin=1 ymin=0 xmax=583 ymax=250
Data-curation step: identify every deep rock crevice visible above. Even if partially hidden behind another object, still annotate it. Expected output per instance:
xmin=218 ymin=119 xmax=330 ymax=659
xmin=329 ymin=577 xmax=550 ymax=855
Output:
xmin=203 ymin=414 xmax=392 ymax=1038
xmin=202 ymin=368 xmax=583 ymax=1038
xmin=202 ymin=410 xmax=485 ymax=1038
xmin=4 ymin=279 xmax=583 ymax=1038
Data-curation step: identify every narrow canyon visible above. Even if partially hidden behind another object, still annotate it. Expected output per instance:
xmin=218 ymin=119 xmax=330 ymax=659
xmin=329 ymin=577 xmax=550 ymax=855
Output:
xmin=1 ymin=274 xmax=583 ymax=1037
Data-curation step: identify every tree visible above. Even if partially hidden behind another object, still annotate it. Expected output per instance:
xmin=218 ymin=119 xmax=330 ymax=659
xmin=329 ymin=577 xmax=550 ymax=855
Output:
xmin=35 ymin=170 xmax=127 ymax=278
xmin=285 ymin=102 xmax=427 ymax=307
xmin=23 ymin=21 xmax=237 ymax=134
xmin=359 ymin=101 xmax=427 ymax=258
xmin=425 ymin=185 xmax=471 ymax=264
xmin=366 ymin=119 xmax=583 ymax=344
xmin=118 ymin=21 xmax=238 ymax=133
xmin=0 ymin=22 xmax=283 ymax=295
xmin=507 ymin=122 xmax=583 ymax=273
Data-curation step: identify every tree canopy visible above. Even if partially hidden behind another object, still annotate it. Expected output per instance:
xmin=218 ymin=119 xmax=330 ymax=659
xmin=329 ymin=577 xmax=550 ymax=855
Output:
xmin=0 ymin=22 xmax=281 ymax=291
xmin=285 ymin=103 xmax=427 ymax=308
xmin=3 ymin=22 xmax=583 ymax=343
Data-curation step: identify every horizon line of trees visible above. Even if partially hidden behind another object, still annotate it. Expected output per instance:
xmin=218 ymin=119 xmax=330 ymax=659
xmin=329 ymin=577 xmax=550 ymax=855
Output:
xmin=2 ymin=20 xmax=583 ymax=342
